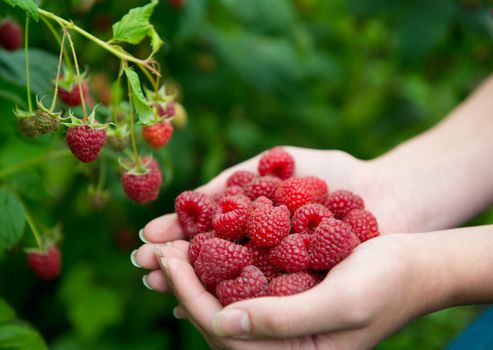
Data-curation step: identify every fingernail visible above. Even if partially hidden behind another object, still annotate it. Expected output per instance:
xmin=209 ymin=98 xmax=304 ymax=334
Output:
xmin=130 ymin=250 xmax=141 ymax=268
xmin=213 ymin=309 xmax=250 ymax=337
xmin=142 ymin=274 xmax=153 ymax=290
xmin=139 ymin=228 xmax=148 ymax=243
xmin=173 ymin=306 xmax=184 ymax=320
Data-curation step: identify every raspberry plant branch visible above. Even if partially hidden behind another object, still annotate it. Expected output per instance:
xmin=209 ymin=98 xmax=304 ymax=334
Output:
xmin=50 ymin=30 xmax=66 ymax=112
xmin=37 ymin=9 xmax=161 ymax=78
xmin=24 ymin=17 xmax=32 ymax=112
xmin=39 ymin=15 xmax=73 ymax=76
xmin=64 ymin=29 xmax=88 ymax=122
xmin=24 ymin=207 xmax=42 ymax=249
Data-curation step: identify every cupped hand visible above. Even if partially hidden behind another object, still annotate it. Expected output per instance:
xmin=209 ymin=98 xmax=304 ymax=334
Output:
xmin=153 ymin=232 xmax=450 ymax=350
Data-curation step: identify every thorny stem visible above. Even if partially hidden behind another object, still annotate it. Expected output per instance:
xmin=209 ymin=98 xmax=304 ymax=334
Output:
xmin=24 ymin=209 xmax=43 ymax=249
xmin=38 ymin=9 xmax=161 ymax=78
xmin=126 ymin=66 xmax=142 ymax=170
xmin=24 ymin=17 xmax=32 ymax=112
xmin=50 ymin=30 xmax=67 ymax=112
xmin=40 ymin=15 xmax=73 ymax=75
xmin=65 ymin=29 xmax=88 ymax=122
xmin=0 ymin=149 xmax=71 ymax=179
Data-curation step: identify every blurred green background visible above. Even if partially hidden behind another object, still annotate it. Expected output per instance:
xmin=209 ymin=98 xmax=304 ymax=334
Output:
xmin=0 ymin=0 xmax=492 ymax=349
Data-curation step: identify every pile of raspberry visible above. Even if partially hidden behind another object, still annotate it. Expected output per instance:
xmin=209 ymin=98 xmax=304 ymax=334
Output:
xmin=175 ymin=147 xmax=379 ymax=306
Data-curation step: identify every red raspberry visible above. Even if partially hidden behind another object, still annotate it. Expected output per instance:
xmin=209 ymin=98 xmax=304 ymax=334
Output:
xmin=252 ymin=196 xmax=273 ymax=210
xmin=292 ymin=203 xmax=333 ymax=234
xmin=188 ymin=231 xmax=216 ymax=265
xmin=268 ymin=234 xmax=310 ymax=273
xmin=324 ymin=190 xmax=364 ymax=219
xmin=246 ymin=241 xmax=280 ymax=281
xmin=142 ymin=121 xmax=174 ymax=149
xmin=216 ymin=265 xmax=268 ymax=306
xmin=175 ymin=191 xmax=214 ymax=238
xmin=212 ymin=185 xmax=245 ymax=202
xmin=169 ymin=0 xmax=186 ymax=9
xmin=194 ymin=238 xmax=252 ymax=286
xmin=226 ymin=170 xmax=256 ymax=188
xmin=66 ymin=125 xmax=106 ymax=162
xmin=303 ymin=176 xmax=329 ymax=203
xmin=121 ymin=158 xmax=162 ymax=204
xmin=274 ymin=177 xmax=313 ymax=214
xmin=0 ymin=19 xmax=22 ymax=51
xmin=244 ymin=175 xmax=281 ymax=200
xmin=212 ymin=195 xmax=251 ymax=241
xmin=247 ymin=205 xmax=291 ymax=248
xmin=268 ymin=272 xmax=318 ymax=297
xmin=58 ymin=82 xmax=89 ymax=107
xmin=309 ymin=218 xmax=360 ymax=271
xmin=258 ymin=147 xmax=295 ymax=180
xmin=343 ymin=209 xmax=380 ymax=242
xmin=27 ymin=246 xmax=61 ymax=280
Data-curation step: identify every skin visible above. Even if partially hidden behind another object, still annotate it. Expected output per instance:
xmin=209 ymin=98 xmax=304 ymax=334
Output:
xmin=134 ymin=75 xmax=493 ymax=349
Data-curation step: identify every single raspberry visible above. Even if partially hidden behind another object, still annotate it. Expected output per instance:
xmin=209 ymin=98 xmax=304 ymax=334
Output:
xmin=194 ymin=238 xmax=252 ymax=286
xmin=121 ymin=158 xmax=162 ymax=204
xmin=244 ymin=175 xmax=281 ymax=200
xmin=247 ymin=205 xmax=291 ymax=248
xmin=18 ymin=115 xmax=39 ymax=138
xmin=58 ymin=82 xmax=89 ymax=107
xmin=274 ymin=177 xmax=313 ymax=214
xmin=212 ymin=185 xmax=245 ymax=202
xmin=292 ymin=203 xmax=333 ymax=234
xmin=258 ymin=147 xmax=295 ymax=180
xmin=107 ymin=133 xmax=129 ymax=151
xmin=188 ymin=231 xmax=216 ymax=265
xmin=27 ymin=246 xmax=61 ymax=280
xmin=268 ymin=272 xmax=318 ymax=297
xmin=212 ymin=195 xmax=251 ymax=241
xmin=246 ymin=241 xmax=280 ymax=281
xmin=324 ymin=190 xmax=364 ymax=219
xmin=34 ymin=109 xmax=60 ymax=134
xmin=303 ymin=176 xmax=329 ymax=203
xmin=216 ymin=265 xmax=268 ymax=306
xmin=142 ymin=121 xmax=174 ymax=149
xmin=268 ymin=234 xmax=310 ymax=273
xmin=175 ymin=191 xmax=214 ymax=238
xmin=309 ymin=218 xmax=361 ymax=271
xmin=0 ymin=20 xmax=22 ymax=51
xmin=66 ymin=125 xmax=106 ymax=163
xmin=226 ymin=170 xmax=256 ymax=188
xmin=252 ymin=196 xmax=273 ymax=210
xmin=343 ymin=209 xmax=380 ymax=242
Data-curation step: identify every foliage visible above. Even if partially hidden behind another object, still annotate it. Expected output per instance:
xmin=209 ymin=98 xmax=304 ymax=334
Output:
xmin=0 ymin=0 xmax=492 ymax=349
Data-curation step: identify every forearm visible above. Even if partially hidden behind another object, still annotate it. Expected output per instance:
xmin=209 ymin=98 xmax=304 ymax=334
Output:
xmin=373 ymin=76 xmax=493 ymax=231
xmin=412 ymin=225 xmax=493 ymax=317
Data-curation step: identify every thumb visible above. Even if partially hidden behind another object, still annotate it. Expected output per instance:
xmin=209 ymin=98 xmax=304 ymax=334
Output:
xmin=211 ymin=281 xmax=362 ymax=339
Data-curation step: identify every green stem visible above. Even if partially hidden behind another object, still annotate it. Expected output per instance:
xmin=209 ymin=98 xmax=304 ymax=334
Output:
xmin=38 ymin=9 xmax=161 ymax=78
xmin=0 ymin=149 xmax=71 ymax=179
xmin=24 ymin=209 xmax=42 ymax=249
xmin=24 ymin=17 xmax=32 ymax=112
xmin=40 ymin=15 xmax=73 ymax=75
xmin=126 ymin=67 xmax=142 ymax=170
xmin=96 ymin=160 xmax=106 ymax=191
xmin=50 ymin=30 xmax=66 ymax=111
xmin=65 ymin=29 xmax=88 ymax=122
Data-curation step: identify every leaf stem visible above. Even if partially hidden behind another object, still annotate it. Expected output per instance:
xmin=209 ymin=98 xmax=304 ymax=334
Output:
xmin=24 ymin=17 xmax=32 ymax=112
xmin=40 ymin=15 xmax=73 ymax=75
xmin=50 ymin=30 xmax=67 ymax=112
xmin=24 ymin=209 xmax=42 ymax=249
xmin=38 ymin=9 xmax=161 ymax=78
xmin=126 ymin=65 xmax=142 ymax=169
xmin=65 ymin=29 xmax=88 ymax=122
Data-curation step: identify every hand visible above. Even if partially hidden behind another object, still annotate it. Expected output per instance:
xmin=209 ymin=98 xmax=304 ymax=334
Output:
xmin=153 ymin=232 xmax=453 ymax=350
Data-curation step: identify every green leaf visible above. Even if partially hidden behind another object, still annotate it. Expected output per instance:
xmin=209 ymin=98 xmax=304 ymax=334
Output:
xmin=2 ymin=0 xmax=39 ymax=20
xmin=124 ymin=67 xmax=153 ymax=124
xmin=0 ymin=187 xmax=26 ymax=253
xmin=0 ymin=298 xmax=16 ymax=324
xmin=0 ymin=324 xmax=47 ymax=350
xmin=111 ymin=0 xmax=163 ymax=53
